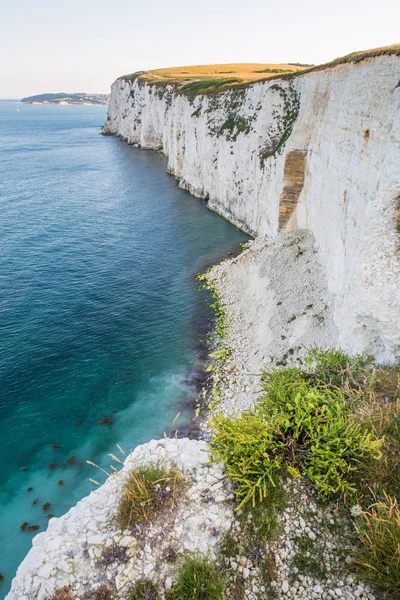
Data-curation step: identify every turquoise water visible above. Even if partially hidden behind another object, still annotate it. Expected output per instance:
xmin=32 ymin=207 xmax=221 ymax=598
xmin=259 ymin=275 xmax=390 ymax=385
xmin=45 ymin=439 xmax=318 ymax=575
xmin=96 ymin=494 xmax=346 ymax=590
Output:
xmin=0 ymin=101 xmax=248 ymax=596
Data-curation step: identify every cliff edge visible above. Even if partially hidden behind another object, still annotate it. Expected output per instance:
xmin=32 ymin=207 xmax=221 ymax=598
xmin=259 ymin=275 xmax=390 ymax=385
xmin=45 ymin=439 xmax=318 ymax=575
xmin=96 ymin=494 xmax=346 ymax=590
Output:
xmin=104 ymin=49 xmax=400 ymax=363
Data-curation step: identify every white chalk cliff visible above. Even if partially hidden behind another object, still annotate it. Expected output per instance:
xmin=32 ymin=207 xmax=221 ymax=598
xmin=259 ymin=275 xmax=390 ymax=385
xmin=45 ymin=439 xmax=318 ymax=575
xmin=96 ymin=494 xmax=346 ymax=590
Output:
xmin=6 ymin=53 xmax=400 ymax=600
xmin=104 ymin=55 xmax=400 ymax=363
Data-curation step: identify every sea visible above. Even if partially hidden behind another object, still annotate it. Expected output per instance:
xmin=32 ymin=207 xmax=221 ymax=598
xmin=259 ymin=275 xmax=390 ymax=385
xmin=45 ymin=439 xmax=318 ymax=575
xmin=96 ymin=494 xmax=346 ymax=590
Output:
xmin=0 ymin=100 xmax=248 ymax=597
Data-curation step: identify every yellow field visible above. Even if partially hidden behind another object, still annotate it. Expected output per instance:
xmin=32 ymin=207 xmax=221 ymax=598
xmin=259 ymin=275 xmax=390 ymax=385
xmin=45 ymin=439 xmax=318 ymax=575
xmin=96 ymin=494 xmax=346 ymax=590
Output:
xmin=142 ymin=63 xmax=307 ymax=84
xmin=121 ymin=45 xmax=400 ymax=96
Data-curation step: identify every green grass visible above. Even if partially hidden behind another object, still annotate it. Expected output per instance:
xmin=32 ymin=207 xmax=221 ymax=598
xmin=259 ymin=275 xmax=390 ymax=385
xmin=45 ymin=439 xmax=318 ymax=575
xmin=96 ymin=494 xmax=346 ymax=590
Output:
xmin=328 ymin=44 xmax=400 ymax=65
xmin=240 ymin=481 xmax=286 ymax=538
xmin=354 ymin=492 xmax=400 ymax=599
xmin=303 ymin=345 xmax=371 ymax=387
xmin=117 ymin=464 xmax=184 ymax=529
xmin=129 ymin=580 xmax=159 ymax=600
xmin=120 ymin=71 xmax=146 ymax=82
xmin=168 ymin=556 xmax=225 ymax=600
xmin=179 ymin=78 xmax=243 ymax=101
xmin=291 ymin=535 xmax=325 ymax=578
xmin=119 ymin=44 xmax=400 ymax=102
xmin=353 ymin=386 xmax=400 ymax=503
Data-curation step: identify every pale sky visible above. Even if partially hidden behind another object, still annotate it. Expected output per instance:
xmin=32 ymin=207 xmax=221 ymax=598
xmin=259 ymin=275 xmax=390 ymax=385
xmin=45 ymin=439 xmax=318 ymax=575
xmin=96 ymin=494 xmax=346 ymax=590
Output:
xmin=1 ymin=0 xmax=399 ymax=98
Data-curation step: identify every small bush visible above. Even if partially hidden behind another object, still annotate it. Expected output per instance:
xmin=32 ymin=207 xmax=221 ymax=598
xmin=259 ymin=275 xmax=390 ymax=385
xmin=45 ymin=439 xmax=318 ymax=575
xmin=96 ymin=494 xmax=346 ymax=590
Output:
xmin=169 ymin=556 xmax=225 ymax=600
xmin=129 ymin=580 xmax=159 ymax=600
xmin=209 ymin=349 xmax=383 ymax=507
xmin=355 ymin=492 xmax=400 ymax=598
xmin=117 ymin=464 xmax=184 ymax=529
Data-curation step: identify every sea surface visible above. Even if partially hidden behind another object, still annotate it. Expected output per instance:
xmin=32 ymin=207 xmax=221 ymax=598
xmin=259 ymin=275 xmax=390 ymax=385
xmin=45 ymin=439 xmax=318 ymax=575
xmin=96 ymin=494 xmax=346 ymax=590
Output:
xmin=0 ymin=101 xmax=248 ymax=597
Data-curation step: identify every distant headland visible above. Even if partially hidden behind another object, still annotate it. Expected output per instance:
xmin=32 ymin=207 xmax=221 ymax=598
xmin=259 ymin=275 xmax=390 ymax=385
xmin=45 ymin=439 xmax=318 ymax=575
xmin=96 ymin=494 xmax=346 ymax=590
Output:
xmin=21 ymin=92 xmax=109 ymax=105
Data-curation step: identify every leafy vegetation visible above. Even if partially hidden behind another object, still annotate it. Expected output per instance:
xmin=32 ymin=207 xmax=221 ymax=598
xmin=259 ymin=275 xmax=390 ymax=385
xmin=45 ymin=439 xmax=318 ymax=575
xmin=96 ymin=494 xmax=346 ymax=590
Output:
xmin=208 ymin=345 xmax=400 ymax=597
xmin=117 ymin=464 xmax=185 ymax=529
xmin=209 ymin=348 xmax=384 ymax=508
xmin=168 ymin=555 xmax=225 ymax=600
xmin=288 ymin=62 xmax=315 ymax=67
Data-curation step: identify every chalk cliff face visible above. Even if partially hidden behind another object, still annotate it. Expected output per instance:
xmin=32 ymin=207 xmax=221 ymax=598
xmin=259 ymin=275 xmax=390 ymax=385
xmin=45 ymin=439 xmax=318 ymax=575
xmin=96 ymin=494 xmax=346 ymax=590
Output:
xmin=104 ymin=56 xmax=400 ymax=362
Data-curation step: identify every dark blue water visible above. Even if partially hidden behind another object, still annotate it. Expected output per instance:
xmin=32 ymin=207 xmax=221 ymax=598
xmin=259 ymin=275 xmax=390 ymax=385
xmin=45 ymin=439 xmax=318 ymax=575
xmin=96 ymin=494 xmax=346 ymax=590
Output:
xmin=0 ymin=101 xmax=248 ymax=596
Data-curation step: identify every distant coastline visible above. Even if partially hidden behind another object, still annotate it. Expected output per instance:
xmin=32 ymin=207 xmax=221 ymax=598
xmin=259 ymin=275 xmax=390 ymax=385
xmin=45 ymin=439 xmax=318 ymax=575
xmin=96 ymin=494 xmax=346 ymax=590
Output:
xmin=21 ymin=92 xmax=109 ymax=105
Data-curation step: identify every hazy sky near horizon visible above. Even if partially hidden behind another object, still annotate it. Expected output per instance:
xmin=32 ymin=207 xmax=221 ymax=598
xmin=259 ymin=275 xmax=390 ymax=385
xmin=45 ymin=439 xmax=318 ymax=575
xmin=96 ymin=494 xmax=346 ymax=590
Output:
xmin=1 ymin=0 xmax=399 ymax=97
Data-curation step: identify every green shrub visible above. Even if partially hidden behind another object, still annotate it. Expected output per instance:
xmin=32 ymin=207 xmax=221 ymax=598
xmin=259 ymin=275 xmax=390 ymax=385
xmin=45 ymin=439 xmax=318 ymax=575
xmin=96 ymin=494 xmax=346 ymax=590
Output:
xmin=355 ymin=492 xmax=400 ymax=598
xmin=169 ymin=556 xmax=225 ymax=600
xmin=117 ymin=464 xmax=184 ymax=528
xmin=209 ymin=350 xmax=383 ymax=507
xmin=209 ymin=410 xmax=283 ymax=508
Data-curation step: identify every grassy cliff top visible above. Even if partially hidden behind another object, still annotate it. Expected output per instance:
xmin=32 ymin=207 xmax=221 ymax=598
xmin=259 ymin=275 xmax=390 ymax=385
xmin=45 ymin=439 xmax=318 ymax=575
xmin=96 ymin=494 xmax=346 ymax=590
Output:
xmin=119 ymin=44 xmax=400 ymax=97
xmin=120 ymin=63 xmax=309 ymax=92
xmin=129 ymin=62 xmax=307 ymax=83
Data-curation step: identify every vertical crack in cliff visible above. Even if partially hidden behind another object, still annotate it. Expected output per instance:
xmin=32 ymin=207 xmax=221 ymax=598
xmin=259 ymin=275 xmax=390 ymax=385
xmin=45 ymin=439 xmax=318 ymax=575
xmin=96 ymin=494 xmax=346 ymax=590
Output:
xmin=279 ymin=150 xmax=307 ymax=231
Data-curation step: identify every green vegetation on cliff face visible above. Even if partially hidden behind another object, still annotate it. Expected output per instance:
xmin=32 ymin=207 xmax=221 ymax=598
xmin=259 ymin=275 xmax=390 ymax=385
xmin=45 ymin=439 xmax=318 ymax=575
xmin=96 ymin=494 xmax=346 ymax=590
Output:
xmin=207 ymin=343 xmax=400 ymax=598
xmin=209 ymin=348 xmax=385 ymax=507
xmin=118 ymin=43 xmax=400 ymax=102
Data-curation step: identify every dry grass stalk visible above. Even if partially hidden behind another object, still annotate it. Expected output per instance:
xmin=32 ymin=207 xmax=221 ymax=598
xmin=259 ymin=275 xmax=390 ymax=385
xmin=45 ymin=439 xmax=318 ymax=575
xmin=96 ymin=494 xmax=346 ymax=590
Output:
xmin=355 ymin=491 xmax=400 ymax=598
xmin=117 ymin=464 xmax=185 ymax=529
